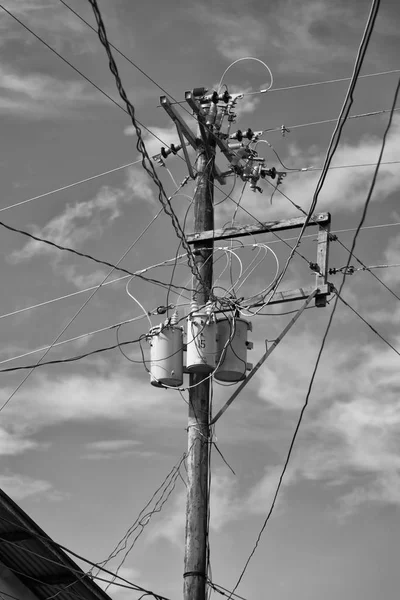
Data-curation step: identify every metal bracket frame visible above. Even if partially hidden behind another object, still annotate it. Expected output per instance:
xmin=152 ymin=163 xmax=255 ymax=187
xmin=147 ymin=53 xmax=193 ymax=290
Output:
xmin=187 ymin=212 xmax=332 ymax=307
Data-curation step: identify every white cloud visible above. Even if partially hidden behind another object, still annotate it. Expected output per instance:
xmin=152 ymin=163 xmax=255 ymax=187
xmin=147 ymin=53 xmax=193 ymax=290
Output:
xmin=8 ymin=168 xmax=155 ymax=287
xmin=382 ymin=233 xmax=400 ymax=287
xmin=0 ymin=65 xmax=103 ymax=118
xmin=256 ymin=332 xmax=353 ymax=411
xmin=86 ymin=439 xmax=142 ymax=452
xmin=210 ymin=14 xmax=267 ymax=61
xmin=245 ymin=465 xmax=296 ymax=515
xmin=0 ymin=473 xmax=62 ymax=501
xmin=338 ymin=472 xmax=400 ymax=517
xmin=192 ymin=0 xmax=357 ymax=73
xmin=0 ymin=1 xmax=95 ymax=54
xmin=84 ymin=439 xmax=142 ymax=460
xmin=237 ymin=322 xmax=400 ymax=516
xmin=0 ymin=428 xmax=43 ymax=456
xmin=0 ymin=369 xmax=183 ymax=439
xmin=150 ymin=488 xmax=185 ymax=546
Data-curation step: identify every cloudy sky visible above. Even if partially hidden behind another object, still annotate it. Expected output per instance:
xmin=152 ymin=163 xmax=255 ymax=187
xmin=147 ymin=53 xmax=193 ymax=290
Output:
xmin=0 ymin=0 xmax=400 ymax=599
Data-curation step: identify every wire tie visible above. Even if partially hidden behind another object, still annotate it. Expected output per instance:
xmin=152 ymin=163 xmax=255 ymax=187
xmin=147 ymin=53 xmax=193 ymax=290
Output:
xmin=183 ymin=571 xmax=206 ymax=579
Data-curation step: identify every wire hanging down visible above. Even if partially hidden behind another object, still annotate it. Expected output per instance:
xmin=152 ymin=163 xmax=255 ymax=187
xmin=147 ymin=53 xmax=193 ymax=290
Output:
xmin=226 ymin=4 xmax=384 ymax=597
xmin=87 ymin=0 xmax=202 ymax=288
xmin=0 ymin=513 xmax=172 ymax=600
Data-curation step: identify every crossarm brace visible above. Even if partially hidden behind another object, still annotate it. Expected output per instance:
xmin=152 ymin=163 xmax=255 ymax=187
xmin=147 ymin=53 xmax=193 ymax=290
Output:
xmin=210 ymin=289 xmax=318 ymax=425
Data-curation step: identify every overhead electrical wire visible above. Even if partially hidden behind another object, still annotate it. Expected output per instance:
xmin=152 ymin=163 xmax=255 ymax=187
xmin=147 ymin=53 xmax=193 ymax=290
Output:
xmin=217 ymin=57 xmax=273 ymax=93
xmin=334 ymin=238 xmax=400 ymax=304
xmin=0 ymin=198 xmax=198 ymax=296
xmin=335 ymin=292 xmax=400 ymax=357
xmin=6 ymin=3 xmax=399 ymax=599
xmin=96 ymin=450 xmax=189 ymax=573
xmin=226 ymin=3 xmax=385 ymax=596
xmin=161 ymin=68 xmax=400 ymax=104
xmin=0 ymin=241 xmax=279 ymax=369
xmin=3 ymin=0 xmax=396 ymax=254
xmin=3 ymin=156 xmax=395 ymax=223
xmin=0 ymin=316 xmax=148 ymax=368
xmin=262 ymin=117 xmax=400 ymax=309
xmin=0 ymin=2 xmax=203 ymax=289
xmin=0 ymin=249 xmax=194 ymax=330
xmin=300 ymin=160 xmax=400 ymax=172
xmin=264 ymin=107 xmax=400 ymax=134
xmin=0 ymin=590 xmax=19 ymax=600
xmin=256 ymin=0 xmax=383 ymax=313
xmin=0 ymin=184 xmax=186 ymax=412
xmin=0 ymin=515 xmax=172 ymax=600
xmin=102 ymin=451 xmax=190 ymax=592
xmin=87 ymin=0 xmax=202 ymax=287
xmin=231 ymin=79 xmax=399 ymax=600
xmin=258 ymin=132 xmax=400 ymax=317
xmin=59 ymin=0 xmax=271 ymax=178
xmin=58 ymin=0 xmax=181 ymax=103
xmin=4 ymin=0 xmax=397 ymax=257
xmin=0 ymin=275 xmax=130 ymax=322
xmin=0 ymin=4 xmax=181 ymax=156
xmin=0 ymin=159 xmax=142 ymax=214
xmin=267 ymin=68 xmax=400 ymax=93
xmin=208 ymin=581 xmax=249 ymax=600
xmin=245 ymin=219 xmax=400 ymax=248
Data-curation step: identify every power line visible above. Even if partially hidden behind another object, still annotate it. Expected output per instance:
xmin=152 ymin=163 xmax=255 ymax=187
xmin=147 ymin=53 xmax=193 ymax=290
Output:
xmin=0 ymin=276 xmax=129 ymax=322
xmin=0 ymin=207 xmax=194 ymax=294
xmin=0 ymin=514 xmax=171 ymax=600
xmin=332 ymin=77 xmax=400 ymax=309
xmin=295 ymin=160 xmax=400 ymax=173
xmin=267 ymin=68 xmax=400 ymax=93
xmin=162 ymin=68 xmax=400 ymax=105
xmin=252 ymin=0 xmax=382 ymax=308
xmin=0 ymin=2 xmax=194 ymax=188
xmin=251 ymin=220 xmax=400 ymax=248
xmin=0 ymin=160 xmax=142 ymax=214
xmin=0 ymin=317 xmax=146 ymax=368
xmin=227 ymin=3 xmax=384 ymax=596
xmin=335 ymin=292 xmax=400 ymax=357
xmin=334 ymin=238 xmax=400 ymax=303
xmin=264 ymin=107 xmax=400 ymax=134
xmin=261 ymin=157 xmax=400 ymax=310
xmin=87 ymin=0 xmax=202 ymax=288
xmin=5 ymin=153 xmax=394 ymax=223
xmin=58 ymin=0 xmax=179 ymax=103
xmin=0 ymin=199 xmax=169 ymax=413
xmin=0 ymin=248 xmax=193 ymax=327
xmin=232 ymin=72 xmax=399 ymax=600
xmin=258 ymin=0 xmax=383 ymax=308
xmin=0 ymin=4 xmax=127 ymax=112
xmin=4 ymin=0 xmax=397 ymax=243
xmin=3 ymin=0 xmax=398 ymax=243
xmin=0 ymin=4 xmax=182 ymax=155
xmin=102 ymin=451 xmax=189 ymax=592
xmin=208 ymin=581 xmax=249 ymax=600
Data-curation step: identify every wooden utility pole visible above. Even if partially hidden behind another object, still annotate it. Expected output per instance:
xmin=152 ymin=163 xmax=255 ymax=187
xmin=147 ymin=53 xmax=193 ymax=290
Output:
xmin=159 ymin=89 xmax=332 ymax=600
xmin=183 ymin=133 xmax=215 ymax=600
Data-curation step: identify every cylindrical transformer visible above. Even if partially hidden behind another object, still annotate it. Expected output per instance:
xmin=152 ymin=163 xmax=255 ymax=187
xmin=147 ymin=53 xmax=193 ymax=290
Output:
xmin=214 ymin=318 xmax=251 ymax=382
xmin=186 ymin=313 xmax=217 ymax=373
xmin=148 ymin=325 xmax=183 ymax=387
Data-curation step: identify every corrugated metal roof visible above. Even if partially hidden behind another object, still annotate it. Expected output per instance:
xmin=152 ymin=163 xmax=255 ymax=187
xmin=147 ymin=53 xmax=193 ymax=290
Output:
xmin=0 ymin=489 xmax=113 ymax=600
